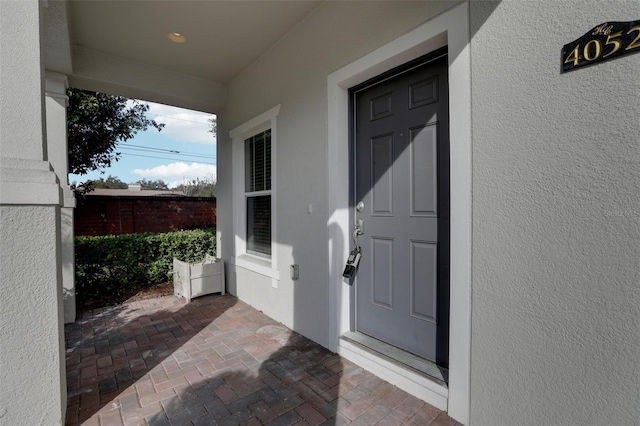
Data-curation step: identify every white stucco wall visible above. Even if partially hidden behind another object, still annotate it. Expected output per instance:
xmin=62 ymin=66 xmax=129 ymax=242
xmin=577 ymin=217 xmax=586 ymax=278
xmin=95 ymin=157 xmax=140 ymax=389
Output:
xmin=45 ymin=72 xmax=77 ymax=324
xmin=0 ymin=1 xmax=66 ymax=424
xmin=0 ymin=207 xmax=66 ymax=426
xmin=217 ymin=1 xmax=459 ymax=348
xmin=0 ymin=0 xmax=47 ymax=161
xmin=469 ymin=1 xmax=640 ymax=424
xmin=217 ymin=1 xmax=639 ymax=423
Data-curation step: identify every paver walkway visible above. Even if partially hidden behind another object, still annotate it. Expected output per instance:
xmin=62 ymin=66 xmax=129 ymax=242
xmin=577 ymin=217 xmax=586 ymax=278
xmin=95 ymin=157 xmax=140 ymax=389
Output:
xmin=65 ymin=294 xmax=460 ymax=426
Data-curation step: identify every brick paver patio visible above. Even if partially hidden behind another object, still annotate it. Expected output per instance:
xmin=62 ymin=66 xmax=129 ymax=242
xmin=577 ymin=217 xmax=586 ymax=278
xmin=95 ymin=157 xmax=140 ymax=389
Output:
xmin=65 ymin=294 xmax=460 ymax=426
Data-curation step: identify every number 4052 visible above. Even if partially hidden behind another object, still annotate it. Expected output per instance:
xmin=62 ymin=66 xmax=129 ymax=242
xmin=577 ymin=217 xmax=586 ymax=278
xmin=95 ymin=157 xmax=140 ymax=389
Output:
xmin=564 ymin=25 xmax=640 ymax=66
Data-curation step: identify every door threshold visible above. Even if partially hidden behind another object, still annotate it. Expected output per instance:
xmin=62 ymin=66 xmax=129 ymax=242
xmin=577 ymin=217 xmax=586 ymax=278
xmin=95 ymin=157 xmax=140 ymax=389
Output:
xmin=341 ymin=332 xmax=448 ymax=386
xmin=338 ymin=332 xmax=448 ymax=410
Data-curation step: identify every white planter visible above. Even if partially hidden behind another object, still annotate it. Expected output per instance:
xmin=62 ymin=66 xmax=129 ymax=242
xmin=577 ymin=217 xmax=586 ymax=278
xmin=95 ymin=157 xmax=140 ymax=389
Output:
xmin=173 ymin=254 xmax=225 ymax=302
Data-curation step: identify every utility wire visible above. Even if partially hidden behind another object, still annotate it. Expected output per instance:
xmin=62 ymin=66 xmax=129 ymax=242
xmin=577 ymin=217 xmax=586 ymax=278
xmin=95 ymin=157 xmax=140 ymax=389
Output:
xmin=118 ymin=152 xmax=216 ymax=165
xmin=120 ymin=146 xmax=216 ymax=160
xmin=122 ymin=144 xmax=180 ymax=153
xmin=117 ymin=143 xmax=216 ymax=158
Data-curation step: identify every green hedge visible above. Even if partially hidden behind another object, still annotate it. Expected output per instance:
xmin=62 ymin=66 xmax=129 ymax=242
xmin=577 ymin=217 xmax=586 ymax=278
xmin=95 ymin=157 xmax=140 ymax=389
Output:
xmin=75 ymin=229 xmax=216 ymax=299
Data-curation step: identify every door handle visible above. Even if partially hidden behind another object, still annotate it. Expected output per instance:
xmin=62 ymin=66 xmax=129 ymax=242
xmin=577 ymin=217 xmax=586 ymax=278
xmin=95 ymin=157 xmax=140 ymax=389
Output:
xmin=353 ymin=219 xmax=364 ymax=251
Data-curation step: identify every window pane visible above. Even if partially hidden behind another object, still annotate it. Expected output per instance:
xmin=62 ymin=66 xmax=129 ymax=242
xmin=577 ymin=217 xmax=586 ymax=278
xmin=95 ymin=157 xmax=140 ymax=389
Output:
xmin=253 ymin=133 xmax=264 ymax=191
xmin=245 ymin=130 xmax=271 ymax=193
xmin=265 ymin=130 xmax=271 ymax=191
xmin=245 ymin=138 xmax=252 ymax=193
xmin=247 ymin=195 xmax=271 ymax=257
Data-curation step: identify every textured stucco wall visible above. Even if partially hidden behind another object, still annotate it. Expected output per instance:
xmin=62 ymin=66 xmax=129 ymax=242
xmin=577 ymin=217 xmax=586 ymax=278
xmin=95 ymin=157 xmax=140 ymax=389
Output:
xmin=44 ymin=72 xmax=77 ymax=324
xmin=0 ymin=1 xmax=66 ymax=424
xmin=0 ymin=207 xmax=65 ymax=425
xmin=217 ymin=1 xmax=459 ymax=347
xmin=469 ymin=1 xmax=640 ymax=424
xmin=0 ymin=1 xmax=46 ymax=161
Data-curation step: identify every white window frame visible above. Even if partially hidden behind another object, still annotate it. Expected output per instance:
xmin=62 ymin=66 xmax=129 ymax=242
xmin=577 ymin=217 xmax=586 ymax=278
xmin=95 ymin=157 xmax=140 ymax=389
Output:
xmin=244 ymin=129 xmax=272 ymax=258
xmin=230 ymin=105 xmax=281 ymax=285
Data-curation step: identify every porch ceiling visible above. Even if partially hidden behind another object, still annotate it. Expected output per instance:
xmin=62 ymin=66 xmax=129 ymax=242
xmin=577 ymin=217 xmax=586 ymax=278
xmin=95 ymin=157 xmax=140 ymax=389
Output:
xmin=44 ymin=0 xmax=322 ymax=112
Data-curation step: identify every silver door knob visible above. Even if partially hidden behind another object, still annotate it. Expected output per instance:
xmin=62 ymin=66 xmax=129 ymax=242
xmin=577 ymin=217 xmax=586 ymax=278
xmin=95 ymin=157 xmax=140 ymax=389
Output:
xmin=356 ymin=201 xmax=365 ymax=212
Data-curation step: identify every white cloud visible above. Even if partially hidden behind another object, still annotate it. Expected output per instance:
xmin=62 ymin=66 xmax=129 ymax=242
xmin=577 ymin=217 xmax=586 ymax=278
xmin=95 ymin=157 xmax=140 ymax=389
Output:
xmin=132 ymin=162 xmax=216 ymax=188
xmin=129 ymin=100 xmax=216 ymax=145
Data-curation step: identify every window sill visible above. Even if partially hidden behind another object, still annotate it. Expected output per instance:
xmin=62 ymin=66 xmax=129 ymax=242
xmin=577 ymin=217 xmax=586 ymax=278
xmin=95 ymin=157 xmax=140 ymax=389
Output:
xmin=235 ymin=254 xmax=280 ymax=280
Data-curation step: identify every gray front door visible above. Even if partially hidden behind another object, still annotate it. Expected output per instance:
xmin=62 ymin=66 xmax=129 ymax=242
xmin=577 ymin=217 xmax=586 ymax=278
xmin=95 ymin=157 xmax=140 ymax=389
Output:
xmin=352 ymin=51 xmax=449 ymax=366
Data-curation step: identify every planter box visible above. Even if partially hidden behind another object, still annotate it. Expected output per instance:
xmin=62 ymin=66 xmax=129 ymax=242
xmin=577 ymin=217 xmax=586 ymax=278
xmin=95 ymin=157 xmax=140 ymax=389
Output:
xmin=173 ymin=254 xmax=225 ymax=302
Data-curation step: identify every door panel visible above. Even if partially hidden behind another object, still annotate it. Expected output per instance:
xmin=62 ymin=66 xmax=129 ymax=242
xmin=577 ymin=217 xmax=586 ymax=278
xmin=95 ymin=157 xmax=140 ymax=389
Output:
xmin=410 ymin=124 xmax=438 ymax=216
xmin=353 ymin=52 xmax=449 ymax=365
xmin=372 ymin=237 xmax=394 ymax=309
xmin=410 ymin=241 xmax=438 ymax=322
xmin=371 ymin=134 xmax=394 ymax=215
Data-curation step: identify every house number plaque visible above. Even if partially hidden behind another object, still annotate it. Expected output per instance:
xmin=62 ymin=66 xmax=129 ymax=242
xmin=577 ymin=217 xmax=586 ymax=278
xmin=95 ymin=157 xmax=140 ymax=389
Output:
xmin=562 ymin=20 xmax=640 ymax=72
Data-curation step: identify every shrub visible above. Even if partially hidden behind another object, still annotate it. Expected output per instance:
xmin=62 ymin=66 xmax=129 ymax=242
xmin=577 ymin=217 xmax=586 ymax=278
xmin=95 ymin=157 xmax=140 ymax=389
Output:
xmin=75 ymin=229 xmax=216 ymax=300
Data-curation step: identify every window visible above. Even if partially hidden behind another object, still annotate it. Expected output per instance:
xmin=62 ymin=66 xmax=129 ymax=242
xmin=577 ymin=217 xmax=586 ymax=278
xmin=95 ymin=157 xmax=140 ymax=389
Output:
xmin=230 ymin=105 xmax=280 ymax=282
xmin=245 ymin=130 xmax=271 ymax=257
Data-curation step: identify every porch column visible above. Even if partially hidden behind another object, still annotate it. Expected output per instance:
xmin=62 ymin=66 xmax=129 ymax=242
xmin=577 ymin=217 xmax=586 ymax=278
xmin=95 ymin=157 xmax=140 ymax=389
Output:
xmin=0 ymin=1 xmax=67 ymax=425
xmin=46 ymin=72 xmax=76 ymax=324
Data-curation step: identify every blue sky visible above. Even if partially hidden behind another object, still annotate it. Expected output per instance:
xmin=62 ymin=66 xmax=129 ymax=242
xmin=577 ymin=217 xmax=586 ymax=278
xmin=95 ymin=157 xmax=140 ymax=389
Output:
xmin=69 ymin=101 xmax=216 ymax=189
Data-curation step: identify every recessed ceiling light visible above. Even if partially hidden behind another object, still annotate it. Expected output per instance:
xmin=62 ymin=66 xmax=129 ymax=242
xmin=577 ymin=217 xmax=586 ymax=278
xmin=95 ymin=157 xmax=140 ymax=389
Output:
xmin=167 ymin=32 xmax=186 ymax=43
